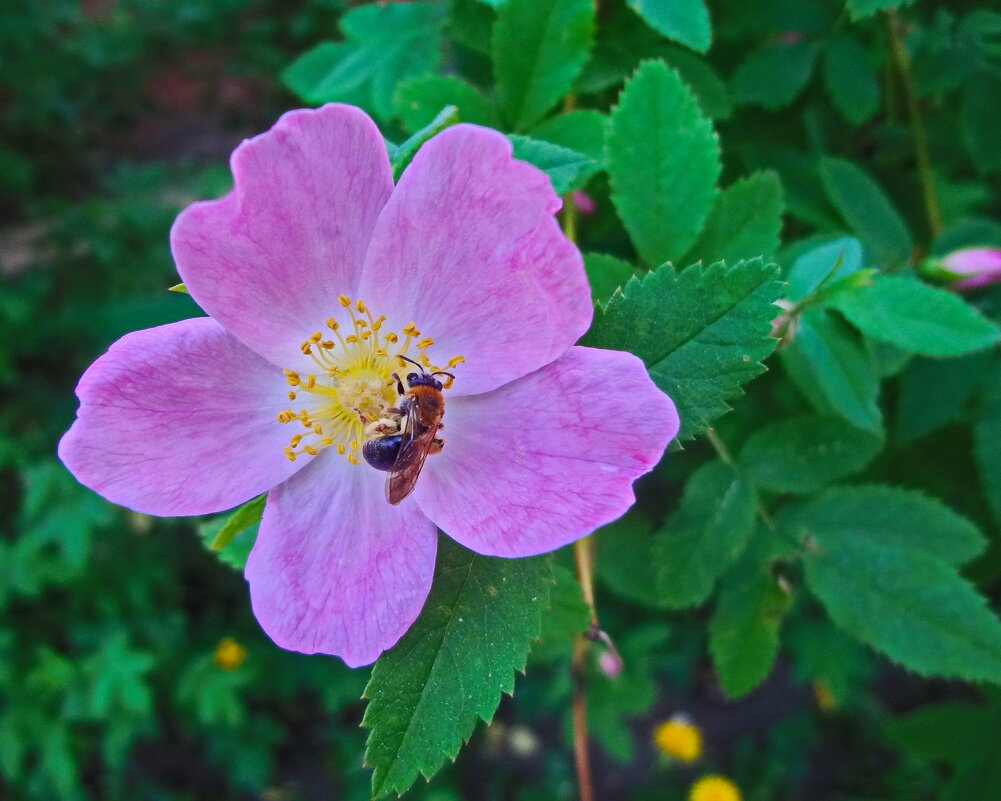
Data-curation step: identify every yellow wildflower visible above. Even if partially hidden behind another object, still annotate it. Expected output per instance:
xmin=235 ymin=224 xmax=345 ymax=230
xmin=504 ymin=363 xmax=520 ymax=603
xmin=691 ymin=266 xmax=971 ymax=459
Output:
xmin=689 ymin=775 xmax=742 ymax=801
xmin=653 ymin=715 xmax=702 ymax=763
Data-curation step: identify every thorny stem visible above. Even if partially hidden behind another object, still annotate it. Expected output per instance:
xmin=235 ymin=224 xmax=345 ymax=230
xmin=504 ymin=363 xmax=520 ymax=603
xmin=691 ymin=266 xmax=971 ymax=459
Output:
xmin=563 ymin=94 xmax=596 ymax=799
xmin=886 ymin=9 xmax=941 ymax=241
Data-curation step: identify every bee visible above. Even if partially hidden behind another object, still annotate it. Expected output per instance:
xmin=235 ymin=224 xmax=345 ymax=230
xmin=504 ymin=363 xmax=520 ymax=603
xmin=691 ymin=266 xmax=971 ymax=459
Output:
xmin=362 ymin=356 xmax=453 ymax=505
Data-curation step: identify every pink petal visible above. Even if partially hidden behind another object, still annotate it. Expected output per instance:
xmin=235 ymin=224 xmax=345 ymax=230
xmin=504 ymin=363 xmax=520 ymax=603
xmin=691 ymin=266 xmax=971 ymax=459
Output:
xmin=358 ymin=124 xmax=592 ymax=396
xmin=246 ymin=453 xmax=437 ymax=666
xmin=415 ymin=346 xmax=678 ymax=557
xmin=170 ymin=104 xmax=394 ymax=370
xmin=58 ymin=318 xmax=300 ymax=516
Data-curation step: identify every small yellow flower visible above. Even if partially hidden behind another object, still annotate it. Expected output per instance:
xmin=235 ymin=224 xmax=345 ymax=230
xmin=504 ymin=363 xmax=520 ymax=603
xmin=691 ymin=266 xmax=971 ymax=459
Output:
xmin=689 ymin=775 xmax=742 ymax=801
xmin=653 ymin=715 xmax=702 ymax=763
xmin=213 ymin=636 xmax=247 ymax=670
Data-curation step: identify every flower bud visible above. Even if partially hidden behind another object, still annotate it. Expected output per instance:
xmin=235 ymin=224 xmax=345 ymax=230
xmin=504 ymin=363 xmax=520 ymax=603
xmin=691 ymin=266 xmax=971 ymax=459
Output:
xmin=571 ymin=189 xmax=596 ymax=216
xmin=922 ymin=247 xmax=1001 ymax=290
xmin=598 ymin=648 xmax=623 ymax=678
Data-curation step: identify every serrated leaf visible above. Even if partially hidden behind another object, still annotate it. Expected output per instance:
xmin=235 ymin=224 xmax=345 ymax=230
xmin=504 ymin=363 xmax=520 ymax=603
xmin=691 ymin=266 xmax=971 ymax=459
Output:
xmin=822 ymin=33 xmax=880 ymax=124
xmin=393 ymin=75 xmax=494 ymax=134
xmin=684 ymin=171 xmax=784 ymax=266
xmin=654 ymin=460 xmax=757 ymax=608
xmin=661 ymin=44 xmax=732 ymax=119
xmin=362 ymin=537 xmax=550 ymax=797
xmin=627 ymin=0 xmax=711 ymax=53
xmin=825 ymin=274 xmax=1001 ymax=356
xmin=530 ymin=110 xmax=608 ymax=162
xmin=493 ymin=0 xmax=595 ymax=131
xmin=508 ymin=135 xmax=600 ymax=194
xmin=709 ymin=534 xmax=790 ymax=697
xmin=282 ymin=2 xmax=443 ymax=121
xmin=783 ymin=485 xmax=985 ymax=565
xmin=846 ymin=0 xmax=916 ymax=21
xmin=975 ymin=367 xmax=1001 ymax=528
xmin=582 ymin=259 xmax=781 ymax=440
xmin=583 ymin=253 xmax=636 ymax=306
xmin=739 ymin=414 xmax=882 ymax=493
xmin=731 ymin=42 xmax=819 ymax=109
xmin=781 ymin=309 xmax=882 ymax=433
xmin=818 ymin=157 xmax=911 ymax=266
xmin=606 ymin=60 xmax=721 ymax=266
xmin=799 ymin=516 xmax=1001 ymax=683
xmin=531 ymin=565 xmax=589 ymax=663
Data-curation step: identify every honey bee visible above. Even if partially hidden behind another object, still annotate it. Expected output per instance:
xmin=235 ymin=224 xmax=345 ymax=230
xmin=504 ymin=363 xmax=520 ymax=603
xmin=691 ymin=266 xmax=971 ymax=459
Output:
xmin=362 ymin=356 xmax=453 ymax=505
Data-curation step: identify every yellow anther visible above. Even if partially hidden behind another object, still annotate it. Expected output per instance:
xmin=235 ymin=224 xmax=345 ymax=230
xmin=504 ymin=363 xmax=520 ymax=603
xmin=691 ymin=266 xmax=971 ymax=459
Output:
xmin=339 ymin=295 xmax=351 ymax=307
xmin=355 ymin=299 xmax=367 ymax=313
xmin=290 ymin=434 xmax=303 ymax=447
xmin=346 ymin=334 xmax=358 ymax=343
xmin=301 ymin=343 xmax=312 ymax=355
xmin=361 ymin=331 xmax=371 ymax=340
xmin=375 ymin=348 xmax=387 ymax=357
xmin=326 ymin=317 xmax=339 ymax=330
xmin=385 ymin=332 xmax=399 ymax=343
xmin=288 ymin=391 xmax=297 ymax=401
xmin=442 ymin=375 xmax=455 ymax=389
xmin=355 ymin=318 xmax=367 ymax=327
xmin=284 ymin=370 xmax=301 ymax=386
xmin=321 ymin=437 xmax=334 ymax=446
xmin=419 ymin=354 xmax=430 ymax=366
xmin=336 ymin=444 xmax=346 ymax=455
xmin=371 ymin=315 xmax=386 ymax=330
xmin=347 ymin=453 xmax=358 ymax=465
xmin=313 ymin=424 xmax=324 ymax=435
xmin=320 ymin=340 xmax=334 ymax=349
xmin=303 ymin=445 xmax=318 ymax=456
xmin=350 ymin=440 xmax=359 ymax=451
xmin=447 ymin=355 xmax=466 ymax=368
xmin=284 ymin=448 xmax=297 ymax=462
xmin=310 ymin=331 xmax=323 ymax=343
xmin=402 ymin=322 xmax=420 ymax=337
xmin=306 ymin=375 xmax=317 ymax=390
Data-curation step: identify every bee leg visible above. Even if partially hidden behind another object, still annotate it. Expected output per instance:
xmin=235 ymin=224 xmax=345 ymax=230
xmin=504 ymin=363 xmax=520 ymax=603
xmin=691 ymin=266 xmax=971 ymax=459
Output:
xmin=390 ymin=372 xmax=406 ymax=397
xmin=430 ymin=437 xmax=444 ymax=455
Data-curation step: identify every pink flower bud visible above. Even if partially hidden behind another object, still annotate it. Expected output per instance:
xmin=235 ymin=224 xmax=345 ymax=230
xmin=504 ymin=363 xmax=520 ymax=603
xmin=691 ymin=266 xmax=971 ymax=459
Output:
xmin=571 ymin=189 xmax=596 ymax=216
xmin=598 ymin=648 xmax=623 ymax=678
xmin=939 ymin=247 xmax=1001 ymax=290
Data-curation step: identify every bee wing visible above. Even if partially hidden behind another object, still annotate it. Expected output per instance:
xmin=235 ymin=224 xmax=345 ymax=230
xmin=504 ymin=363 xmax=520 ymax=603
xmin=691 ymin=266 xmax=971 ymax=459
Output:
xmin=386 ymin=407 xmax=439 ymax=505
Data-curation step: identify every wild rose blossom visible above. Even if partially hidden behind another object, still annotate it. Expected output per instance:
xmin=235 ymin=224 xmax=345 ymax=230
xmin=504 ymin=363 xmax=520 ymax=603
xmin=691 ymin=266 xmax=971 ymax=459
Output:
xmin=59 ymin=104 xmax=679 ymax=667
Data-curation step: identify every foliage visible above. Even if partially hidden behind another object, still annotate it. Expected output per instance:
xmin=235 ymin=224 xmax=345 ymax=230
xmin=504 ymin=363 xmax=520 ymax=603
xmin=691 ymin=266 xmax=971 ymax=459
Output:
xmin=5 ymin=0 xmax=1001 ymax=799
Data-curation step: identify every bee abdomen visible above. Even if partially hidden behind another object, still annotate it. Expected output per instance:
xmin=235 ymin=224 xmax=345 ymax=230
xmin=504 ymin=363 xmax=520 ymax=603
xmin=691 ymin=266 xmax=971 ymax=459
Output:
xmin=362 ymin=435 xmax=403 ymax=471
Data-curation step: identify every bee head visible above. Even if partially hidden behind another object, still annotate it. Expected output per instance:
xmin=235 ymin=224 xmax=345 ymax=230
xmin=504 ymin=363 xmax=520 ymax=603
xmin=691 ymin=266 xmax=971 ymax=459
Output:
xmin=407 ymin=372 xmax=443 ymax=391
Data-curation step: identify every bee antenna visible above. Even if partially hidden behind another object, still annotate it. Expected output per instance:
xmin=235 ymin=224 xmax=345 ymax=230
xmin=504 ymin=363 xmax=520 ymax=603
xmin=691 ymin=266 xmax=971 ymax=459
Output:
xmin=397 ymin=354 xmax=425 ymax=372
xmin=430 ymin=371 xmax=455 ymax=380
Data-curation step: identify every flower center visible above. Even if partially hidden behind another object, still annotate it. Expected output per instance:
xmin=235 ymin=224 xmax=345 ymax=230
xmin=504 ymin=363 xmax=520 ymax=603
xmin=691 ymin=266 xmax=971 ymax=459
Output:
xmin=277 ymin=295 xmax=464 ymax=464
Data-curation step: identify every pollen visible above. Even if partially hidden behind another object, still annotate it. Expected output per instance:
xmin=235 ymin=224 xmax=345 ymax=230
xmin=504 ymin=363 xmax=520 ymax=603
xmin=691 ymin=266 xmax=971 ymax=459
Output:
xmin=277 ymin=295 xmax=463 ymax=465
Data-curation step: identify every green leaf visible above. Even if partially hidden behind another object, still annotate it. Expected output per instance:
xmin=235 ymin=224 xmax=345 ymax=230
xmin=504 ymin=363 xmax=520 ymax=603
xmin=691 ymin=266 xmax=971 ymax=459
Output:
xmin=530 ymin=110 xmax=608 ymax=162
xmin=531 ymin=565 xmax=590 ymax=663
xmin=731 ymin=42 xmax=819 ymax=109
xmin=798 ymin=513 xmax=1001 ymax=683
xmin=963 ymin=75 xmax=1001 ymax=174
xmin=975 ymin=367 xmax=1001 ymax=528
xmin=739 ymin=414 xmax=883 ymax=493
xmin=846 ymin=0 xmax=916 ymax=21
xmin=660 ymin=44 xmax=732 ymax=120
xmin=167 ymin=282 xmax=188 ymax=294
xmin=822 ymin=33 xmax=880 ymax=124
xmin=709 ymin=533 xmax=790 ymax=698
xmin=627 ymin=0 xmax=711 ymax=53
xmin=595 ymin=511 xmax=666 ymax=609
xmin=785 ymin=236 xmax=864 ymax=301
xmin=390 ymin=105 xmax=460 ymax=181
xmin=508 ymin=135 xmax=599 ymax=194
xmin=895 ymin=352 xmax=993 ymax=442
xmin=818 ymin=157 xmax=912 ymax=266
xmin=582 ymin=259 xmax=781 ymax=440
xmin=781 ymin=309 xmax=882 ymax=433
xmin=826 ymin=275 xmax=1001 ymax=357
xmin=784 ymin=485 xmax=986 ymax=566
xmin=209 ymin=495 xmax=265 ymax=552
xmin=393 ymin=75 xmax=494 ymax=134
xmin=684 ymin=171 xmax=784 ymax=266
xmin=282 ymin=2 xmax=443 ymax=121
xmin=606 ymin=60 xmax=721 ymax=266
xmin=493 ymin=0 xmax=595 ymax=131
xmin=583 ymin=253 xmax=636 ymax=306
xmin=888 ymin=702 xmax=1001 ymax=766
xmin=653 ymin=460 xmax=757 ymax=608
xmin=362 ymin=537 xmax=551 ymax=797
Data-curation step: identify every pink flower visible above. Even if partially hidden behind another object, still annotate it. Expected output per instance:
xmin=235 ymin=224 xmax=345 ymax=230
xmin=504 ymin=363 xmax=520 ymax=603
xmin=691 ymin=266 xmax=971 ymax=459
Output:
xmin=58 ymin=105 xmax=678 ymax=667
xmin=939 ymin=247 xmax=1001 ymax=290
